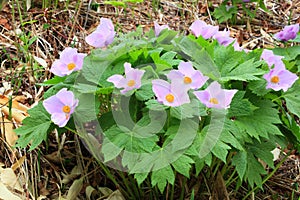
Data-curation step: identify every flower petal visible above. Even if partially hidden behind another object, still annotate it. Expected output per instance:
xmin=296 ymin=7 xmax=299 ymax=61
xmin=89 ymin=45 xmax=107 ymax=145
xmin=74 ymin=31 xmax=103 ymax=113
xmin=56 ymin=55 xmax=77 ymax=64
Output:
xmin=50 ymin=60 xmax=69 ymax=77
xmin=51 ymin=112 xmax=69 ymax=127
xmin=152 ymin=79 xmax=171 ymax=104
xmin=60 ymin=47 xmax=78 ymax=64
xmin=154 ymin=21 xmax=169 ymax=37
xmin=55 ymin=88 xmax=77 ymax=109
xmin=107 ymin=75 xmax=127 ymax=88
xmin=43 ymin=95 xmax=65 ymax=114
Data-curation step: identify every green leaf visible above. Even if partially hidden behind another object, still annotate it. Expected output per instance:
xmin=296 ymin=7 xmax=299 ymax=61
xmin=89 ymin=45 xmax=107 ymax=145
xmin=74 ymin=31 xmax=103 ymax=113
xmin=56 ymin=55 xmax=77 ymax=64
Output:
xmin=272 ymin=46 xmax=300 ymax=61
xmin=176 ymin=37 xmax=220 ymax=79
xmin=101 ymin=137 xmax=123 ymax=162
xmin=156 ymin=29 xmax=178 ymax=44
xmin=212 ymin=4 xmax=238 ymax=23
xmin=75 ymin=93 xmax=100 ymax=123
xmin=151 ymin=166 xmax=175 ymax=193
xmin=170 ymin=98 xmax=207 ymax=120
xmin=171 ymin=155 xmax=194 ymax=178
xmin=160 ymin=51 xmax=181 ymax=66
xmin=220 ymin=119 xmax=244 ymax=150
xmin=219 ymin=59 xmax=265 ymax=82
xmin=234 ymin=99 xmax=282 ymax=140
xmin=134 ymin=172 xmax=149 ymax=185
xmin=248 ymin=79 xmax=269 ymax=96
xmin=145 ymin=99 xmax=168 ymax=111
xmin=104 ymin=125 xmax=158 ymax=153
xmin=228 ymin=91 xmax=256 ymax=117
xmin=232 ymin=151 xmax=247 ymax=181
xmin=283 ymin=81 xmax=300 ymax=118
xmin=150 ymin=50 xmax=173 ymax=72
xmin=39 ymin=76 xmax=67 ymax=86
xmin=214 ymin=44 xmax=241 ymax=75
xmin=211 ymin=140 xmax=231 ymax=163
xmin=248 ymin=140 xmax=275 ymax=168
xmin=245 ymin=150 xmax=267 ymax=188
xmin=15 ymin=102 xmax=54 ymax=150
xmin=135 ymin=83 xmax=154 ymax=101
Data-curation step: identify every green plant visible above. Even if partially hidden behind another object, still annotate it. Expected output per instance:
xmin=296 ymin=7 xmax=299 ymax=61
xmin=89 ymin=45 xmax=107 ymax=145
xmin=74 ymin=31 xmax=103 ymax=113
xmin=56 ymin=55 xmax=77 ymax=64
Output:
xmin=15 ymin=20 xmax=300 ymax=199
xmin=212 ymin=0 xmax=268 ymax=24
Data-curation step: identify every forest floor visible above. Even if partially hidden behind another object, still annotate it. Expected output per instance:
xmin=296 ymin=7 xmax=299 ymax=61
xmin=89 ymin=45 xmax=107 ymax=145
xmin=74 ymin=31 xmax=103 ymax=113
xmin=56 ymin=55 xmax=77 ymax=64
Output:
xmin=0 ymin=0 xmax=300 ymax=199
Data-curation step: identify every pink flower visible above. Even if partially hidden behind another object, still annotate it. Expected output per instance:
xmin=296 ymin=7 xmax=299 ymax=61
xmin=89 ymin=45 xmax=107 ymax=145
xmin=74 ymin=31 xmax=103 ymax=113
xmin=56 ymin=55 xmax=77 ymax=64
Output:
xmin=260 ymin=49 xmax=285 ymax=69
xmin=167 ymin=61 xmax=208 ymax=90
xmin=152 ymin=79 xmax=190 ymax=107
xmin=50 ymin=47 xmax=87 ymax=77
xmin=189 ymin=20 xmax=219 ymax=39
xmin=213 ymin=30 xmax=242 ymax=51
xmin=85 ymin=18 xmax=116 ymax=48
xmin=193 ymin=81 xmax=237 ymax=109
xmin=43 ymin=88 xmax=79 ymax=127
xmin=263 ymin=65 xmax=298 ymax=92
xmin=154 ymin=21 xmax=170 ymax=37
xmin=107 ymin=62 xmax=145 ymax=94
xmin=274 ymin=24 xmax=299 ymax=41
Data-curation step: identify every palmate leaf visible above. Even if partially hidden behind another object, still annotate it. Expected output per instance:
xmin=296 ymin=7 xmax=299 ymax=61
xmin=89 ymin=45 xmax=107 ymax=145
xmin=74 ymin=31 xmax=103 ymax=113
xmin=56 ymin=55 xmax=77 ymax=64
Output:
xmin=219 ymin=58 xmax=265 ymax=82
xmin=15 ymin=102 xmax=54 ymax=150
xmin=212 ymin=4 xmax=238 ymax=23
xmin=176 ymin=37 xmax=220 ymax=79
xmin=104 ymin=125 xmax=159 ymax=154
xmin=234 ymin=99 xmax=282 ymax=140
xmin=170 ymin=98 xmax=207 ymax=120
xmin=151 ymin=165 xmax=175 ymax=193
xmin=171 ymin=154 xmax=194 ymax=178
xmin=283 ymin=81 xmax=300 ymax=119
xmin=228 ymin=91 xmax=256 ymax=118
xmin=232 ymin=140 xmax=275 ymax=188
xmin=214 ymin=44 xmax=241 ymax=75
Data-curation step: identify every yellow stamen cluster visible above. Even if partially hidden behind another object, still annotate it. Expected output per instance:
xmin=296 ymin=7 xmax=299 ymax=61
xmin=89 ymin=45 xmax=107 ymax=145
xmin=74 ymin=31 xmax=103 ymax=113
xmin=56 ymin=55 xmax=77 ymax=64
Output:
xmin=127 ymin=80 xmax=135 ymax=87
xmin=184 ymin=76 xmax=192 ymax=84
xmin=165 ymin=94 xmax=175 ymax=103
xmin=271 ymin=76 xmax=280 ymax=84
xmin=209 ymin=98 xmax=219 ymax=104
xmin=62 ymin=105 xmax=71 ymax=113
xmin=67 ymin=63 xmax=76 ymax=70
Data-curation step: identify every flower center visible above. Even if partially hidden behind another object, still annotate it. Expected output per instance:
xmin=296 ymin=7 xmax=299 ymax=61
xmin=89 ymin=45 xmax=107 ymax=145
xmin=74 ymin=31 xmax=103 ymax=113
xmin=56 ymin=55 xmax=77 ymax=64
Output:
xmin=184 ymin=76 xmax=192 ymax=84
xmin=165 ymin=94 xmax=174 ymax=103
xmin=209 ymin=97 xmax=219 ymax=104
xmin=67 ymin=63 xmax=76 ymax=70
xmin=127 ymin=80 xmax=135 ymax=87
xmin=271 ymin=76 xmax=280 ymax=84
xmin=62 ymin=105 xmax=71 ymax=113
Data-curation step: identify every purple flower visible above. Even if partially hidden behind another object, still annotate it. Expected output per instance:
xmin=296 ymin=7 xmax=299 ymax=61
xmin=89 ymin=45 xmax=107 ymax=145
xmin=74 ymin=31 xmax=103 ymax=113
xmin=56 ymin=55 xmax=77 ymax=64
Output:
xmin=263 ymin=65 xmax=298 ymax=92
xmin=107 ymin=62 xmax=145 ymax=94
xmin=260 ymin=49 xmax=285 ymax=69
xmin=85 ymin=18 xmax=116 ymax=48
xmin=50 ymin=47 xmax=87 ymax=77
xmin=243 ymin=0 xmax=251 ymax=2
xmin=193 ymin=81 xmax=237 ymax=109
xmin=213 ymin=30 xmax=242 ymax=51
xmin=213 ymin=30 xmax=234 ymax=46
xmin=152 ymin=79 xmax=190 ymax=107
xmin=189 ymin=20 xmax=219 ymax=39
xmin=154 ymin=21 xmax=170 ymax=37
xmin=167 ymin=61 xmax=208 ymax=90
xmin=274 ymin=24 xmax=299 ymax=41
xmin=43 ymin=88 xmax=79 ymax=127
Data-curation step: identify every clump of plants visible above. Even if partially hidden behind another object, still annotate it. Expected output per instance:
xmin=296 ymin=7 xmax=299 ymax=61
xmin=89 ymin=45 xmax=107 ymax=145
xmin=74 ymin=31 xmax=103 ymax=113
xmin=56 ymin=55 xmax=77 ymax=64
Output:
xmin=15 ymin=17 xmax=300 ymax=198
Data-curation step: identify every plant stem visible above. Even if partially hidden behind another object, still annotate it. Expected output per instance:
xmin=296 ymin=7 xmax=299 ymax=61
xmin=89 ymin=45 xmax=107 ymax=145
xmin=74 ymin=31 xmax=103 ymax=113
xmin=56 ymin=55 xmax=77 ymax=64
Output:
xmin=118 ymin=171 xmax=136 ymax=198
